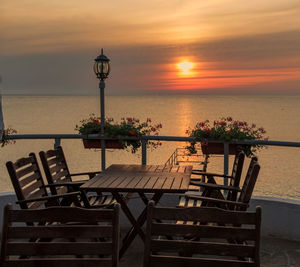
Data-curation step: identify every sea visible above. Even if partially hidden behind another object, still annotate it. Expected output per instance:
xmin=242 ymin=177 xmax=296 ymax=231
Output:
xmin=1 ymin=95 xmax=300 ymax=200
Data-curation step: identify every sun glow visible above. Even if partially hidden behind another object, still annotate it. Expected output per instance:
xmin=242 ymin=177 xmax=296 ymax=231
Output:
xmin=177 ymin=61 xmax=195 ymax=76
xmin=178 ymin=61 xmax=193 ymax=71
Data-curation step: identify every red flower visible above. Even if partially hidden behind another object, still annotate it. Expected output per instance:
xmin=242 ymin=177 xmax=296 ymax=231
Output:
xmin=127 ymin=118 xmax=133 ymax=122
xmin=129 ymin=130 xmax=136 ymax=136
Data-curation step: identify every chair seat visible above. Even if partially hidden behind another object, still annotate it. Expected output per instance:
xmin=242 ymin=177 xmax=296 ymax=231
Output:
xmin=87 ymin=194 xmax=116 ymax=207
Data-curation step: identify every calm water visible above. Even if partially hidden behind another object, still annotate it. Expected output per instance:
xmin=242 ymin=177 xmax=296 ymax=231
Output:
xmin=1 ymin=95 xmax=300 ymax=200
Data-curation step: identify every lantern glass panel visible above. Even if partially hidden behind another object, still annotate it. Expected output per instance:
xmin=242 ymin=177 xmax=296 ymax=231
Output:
xmin=93 ymin=62 xmax=98 ymax=75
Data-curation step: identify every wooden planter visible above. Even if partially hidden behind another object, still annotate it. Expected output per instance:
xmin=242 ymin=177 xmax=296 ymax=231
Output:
xmin=83 ymin=140 xmax=125 ymax=149
xmin=201 ymin=143 xmax=241 ymax=155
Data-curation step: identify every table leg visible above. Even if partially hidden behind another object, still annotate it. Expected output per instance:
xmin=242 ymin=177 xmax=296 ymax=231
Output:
xmin=112 ymin=192 xmax=146 ymax=242
xmin=138 ymin=192 xmax=149 ymax=205
xmin=121 ymin=192 xmax=148 ymax=242
xmin=119 ymin=192 xmax=163 ymax=258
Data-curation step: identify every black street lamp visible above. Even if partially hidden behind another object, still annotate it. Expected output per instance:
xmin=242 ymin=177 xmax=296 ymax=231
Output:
xmin=94 ymin=48 xmax=110 ymax=170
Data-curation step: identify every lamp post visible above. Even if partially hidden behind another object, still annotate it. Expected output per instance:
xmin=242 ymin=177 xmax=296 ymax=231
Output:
xmin=93 ymin=49 xmax=110 ymax=170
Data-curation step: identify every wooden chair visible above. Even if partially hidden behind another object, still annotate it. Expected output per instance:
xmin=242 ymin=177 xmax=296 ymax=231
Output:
xmin=177 ymin=152 xmax=249 ymax=213
xmin=6 ymin=153 xmax=82 ymax=210
xmin=144 ymin=201 xmax=261 ymax=267
xmin=39 ymin=146 xmax=114 ymax=208
xmin=0 ymin=203 xmax=120 ymax=267
xmin=191 ymin=150 xmax=245 ymax=188
xmin=185 ymin=159 xmax=260 ymax=212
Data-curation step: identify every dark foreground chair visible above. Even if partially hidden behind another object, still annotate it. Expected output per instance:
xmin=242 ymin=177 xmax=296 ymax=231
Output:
xmin=6 ymin=153 xmax=82 ymax=210
xmin=39 ymin=146 xmax=114 ymax=208
xmin=0 ymin=204 xmax=120 ymax=267
xmin=144 ymin=201 xmax=261 ymax=267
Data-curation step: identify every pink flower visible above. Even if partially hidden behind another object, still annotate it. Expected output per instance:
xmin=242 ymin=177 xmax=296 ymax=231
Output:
xmin=129 ymin=130 xmax=136 ymax=136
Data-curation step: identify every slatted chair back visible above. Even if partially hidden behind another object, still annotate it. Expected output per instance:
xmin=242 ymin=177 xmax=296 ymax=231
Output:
xmin=144 ymin=202 xmax=261 ymax=267
xmin=229 ymin=150 xmax=245 ymax=187
xmin=6 ymin=153 xmax=51 ymax=210
xmin=237 ymin=159 xmax=260 ymax=211
xmin=39 ymin=146 xmax=72 ymax=196
xmin=0 ymin=203 xmax=120 ymax=267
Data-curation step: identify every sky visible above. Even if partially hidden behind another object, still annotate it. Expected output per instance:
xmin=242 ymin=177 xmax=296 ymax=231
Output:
xmin=1 ymin=0 xmax=300 ymax=95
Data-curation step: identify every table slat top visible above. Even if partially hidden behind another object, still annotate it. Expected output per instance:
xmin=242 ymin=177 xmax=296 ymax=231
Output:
xmin=81 ymin=164 xmax=192 ymax=193
xmin=105 ymin=164 xmax=192 ymax=173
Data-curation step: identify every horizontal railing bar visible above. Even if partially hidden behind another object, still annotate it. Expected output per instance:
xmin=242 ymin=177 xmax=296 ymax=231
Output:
xmin=4 ymin=134 xmax=300 ymax=147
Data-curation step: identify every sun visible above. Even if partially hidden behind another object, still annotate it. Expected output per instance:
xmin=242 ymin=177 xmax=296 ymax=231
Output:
xmin=177 ymin=61 xmax=195 ymax=76
xmin=177 ymin=61 xmax=194 ymax=72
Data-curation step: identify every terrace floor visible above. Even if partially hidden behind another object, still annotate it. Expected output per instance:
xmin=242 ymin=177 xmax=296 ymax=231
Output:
xmin=120 ymin=231 xmax=300 ymax=267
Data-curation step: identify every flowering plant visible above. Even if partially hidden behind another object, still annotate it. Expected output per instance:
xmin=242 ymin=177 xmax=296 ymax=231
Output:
xmin=1 ymin=127 xmax=17 ymax=147
xmin=186 ymin=117 xmax=267 ymax=156
xmin=75 ymin=114 xmax=162 ymax=153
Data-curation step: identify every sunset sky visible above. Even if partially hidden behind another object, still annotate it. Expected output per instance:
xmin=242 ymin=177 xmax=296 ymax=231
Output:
xmin=1 ymin=0 xmax=300 ymax=95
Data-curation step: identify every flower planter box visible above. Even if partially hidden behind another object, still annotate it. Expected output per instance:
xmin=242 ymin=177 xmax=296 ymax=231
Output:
xmin=83 ymin=140 xmax=125 ymax=149
xmin=201 ymin=143 xmax=241 ymax=155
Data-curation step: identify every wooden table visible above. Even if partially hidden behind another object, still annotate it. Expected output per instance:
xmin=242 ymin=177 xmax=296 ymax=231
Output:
xmin=81 ymin=164 xmax=192 ymax=258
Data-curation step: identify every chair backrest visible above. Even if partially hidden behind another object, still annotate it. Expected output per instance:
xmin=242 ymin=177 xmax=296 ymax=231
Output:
xmin=229 ymin=150 xmax=245 ymax=187
xmin=144 ymin=202 xmax=261 ymax=267
xmin=6 ymin=153 xmax=50 ymax=210
xmin=0 ymin=203 xmax=120 ymax=267
xmin=237 ymin=157 xmax=260 ymax=211
xmin=39 ymin=146 xmax=72 ymax=195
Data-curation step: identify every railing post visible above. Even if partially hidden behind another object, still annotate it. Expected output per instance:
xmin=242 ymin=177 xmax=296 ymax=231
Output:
xmin=54 ymin=138 xmax=61 ymax=149
xmin=0 ymin=89 xmax=5 ymax=140
xmin=223 ymin=142 xmax=229 ymax=186
xmin=142 ymin=139 xmax=147 ymax=165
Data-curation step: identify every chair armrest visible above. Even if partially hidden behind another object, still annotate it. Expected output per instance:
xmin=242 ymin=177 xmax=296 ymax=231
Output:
xmin=192 ymin=170 xmax=233 ymax=179
xmin=69 ymin=171 xmax=101 ymax=179
xmin=16 ymin=191 xmax=81 ymax=204
xmin=184 ymin=193 xmax=248 ymax=207
xmin=44 ymin=181 xmax=84 ymax=188
xmin=189 ymin=181 xmax=242 ymax=192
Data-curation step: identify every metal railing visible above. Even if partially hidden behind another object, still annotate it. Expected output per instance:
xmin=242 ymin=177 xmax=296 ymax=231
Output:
xmin=4 ymin=133 xmax=300 ymax=185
